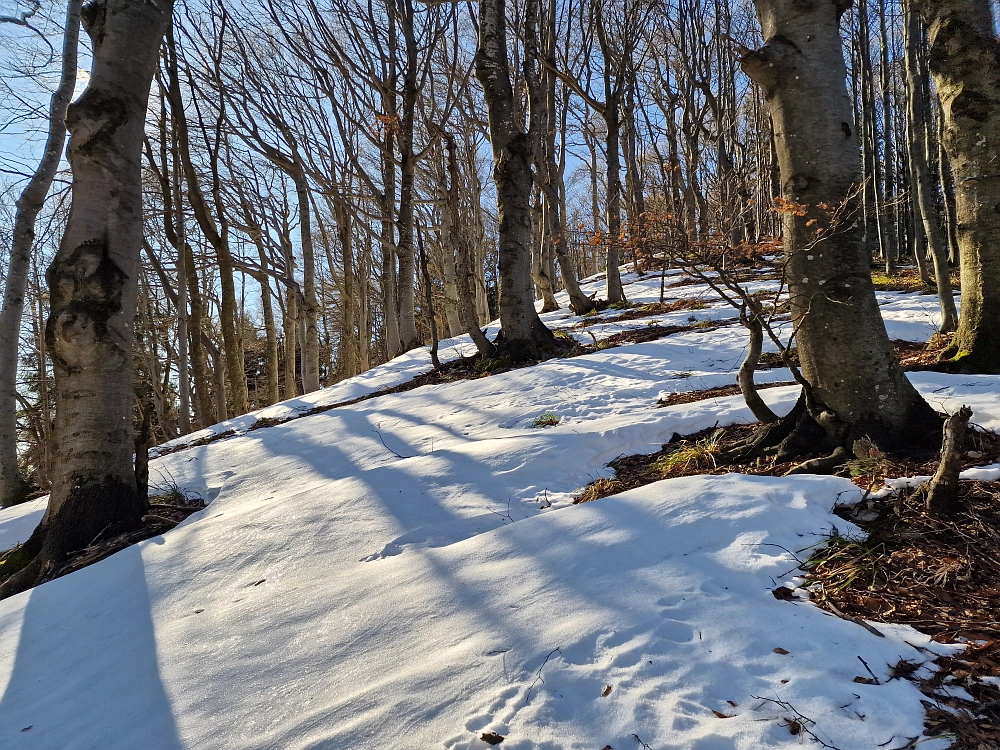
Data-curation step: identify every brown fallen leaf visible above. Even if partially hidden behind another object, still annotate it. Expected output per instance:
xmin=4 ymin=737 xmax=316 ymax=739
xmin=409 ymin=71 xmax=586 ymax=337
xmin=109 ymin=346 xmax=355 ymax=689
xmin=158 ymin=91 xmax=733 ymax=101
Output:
xmin=772 ymin=586 xmax=795 ymax=601
xmin=712 ymin=710 xmax=734 ymax=719
xmin=480 ymin=732 xmax=505 ymax=745
xmin=853 ymin=676 xmax=878 ymax=685
xmin=601 ymin=684 xmax=613 ymax=697
xmin=726 ymin=700 xmax=738 ymax=707
xmin=773 ymin=647 xmax=790 ymax=655
xmin=780 ymin=679 xmax=789 ymax=684
xmin=600 ymin=746 xmax=613 ymax=750
xmin=787 ymin=719 xmax=802 ymax=735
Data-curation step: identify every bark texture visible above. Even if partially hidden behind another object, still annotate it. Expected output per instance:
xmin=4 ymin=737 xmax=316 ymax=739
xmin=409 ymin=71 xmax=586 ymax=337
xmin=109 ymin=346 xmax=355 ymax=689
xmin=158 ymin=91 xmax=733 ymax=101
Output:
xmin=0 ymin=0 xmax=173 ymax=599
xmin=925 ymin=404 xmax=971 ymax=512
xmin=475 ymin=0 xmax=558 ymax=360
xmin=741 ymin=0 xmax=939 ymax=450
xmin=914 ymin=0 xmax=1000 ymax=372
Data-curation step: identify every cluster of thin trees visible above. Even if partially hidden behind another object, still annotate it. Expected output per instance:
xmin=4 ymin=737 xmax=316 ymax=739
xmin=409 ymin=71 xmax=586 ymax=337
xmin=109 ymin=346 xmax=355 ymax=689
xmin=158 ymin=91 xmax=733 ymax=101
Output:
xmin=0 ymin=0 xmax=997 ymax=596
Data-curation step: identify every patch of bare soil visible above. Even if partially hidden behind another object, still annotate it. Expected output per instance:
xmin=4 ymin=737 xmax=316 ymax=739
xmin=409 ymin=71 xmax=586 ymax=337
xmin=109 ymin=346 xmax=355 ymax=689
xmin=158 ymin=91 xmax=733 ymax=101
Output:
xmin=871 ymin=267 xmax=961 ymax=293
xmin=809 ymin=483 xmax=1000 ymax=748
xmin=0 ymin=492 xmax=206 ymax=587
xmin=656 ymin=381 xmax=797 ymax=408
xmin=897 ymin=333 xmax=956 ymax=371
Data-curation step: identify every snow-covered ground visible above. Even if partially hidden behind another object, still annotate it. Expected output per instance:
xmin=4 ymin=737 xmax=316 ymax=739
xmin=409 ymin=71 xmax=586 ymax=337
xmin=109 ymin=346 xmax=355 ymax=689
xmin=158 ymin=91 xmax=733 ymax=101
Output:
xmin=0 ymin=270 xmax=991 ymax=749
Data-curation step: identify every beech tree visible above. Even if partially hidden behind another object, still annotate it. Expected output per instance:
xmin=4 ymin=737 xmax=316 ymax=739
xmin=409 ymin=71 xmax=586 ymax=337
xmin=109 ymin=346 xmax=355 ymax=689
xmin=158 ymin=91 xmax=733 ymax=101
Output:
xmin=0 ymin=0 xmax=173 ymax=598
xmin=474 ymin=0 xmax=561 ymax=359
xmin=914 ymin=0 xmax=1000 ymax=373
xmin=739 ymin=0 xmax=940 ymax=461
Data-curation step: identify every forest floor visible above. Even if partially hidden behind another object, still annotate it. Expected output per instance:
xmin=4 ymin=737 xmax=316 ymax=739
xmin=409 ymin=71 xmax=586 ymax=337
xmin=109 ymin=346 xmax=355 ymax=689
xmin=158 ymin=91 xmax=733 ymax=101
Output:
xmin=0 ymin=266 xmax=996 ymax=750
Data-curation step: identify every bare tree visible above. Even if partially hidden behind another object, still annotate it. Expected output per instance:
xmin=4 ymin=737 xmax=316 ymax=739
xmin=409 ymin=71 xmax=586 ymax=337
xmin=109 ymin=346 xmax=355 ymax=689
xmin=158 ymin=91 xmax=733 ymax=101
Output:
xmin=0 ymin=0 xmax=173 ymax=599
xmin=0 ymin=0 xmax=82 ymax=507
xmin=740 ymin=0 xmax=939 ymax=462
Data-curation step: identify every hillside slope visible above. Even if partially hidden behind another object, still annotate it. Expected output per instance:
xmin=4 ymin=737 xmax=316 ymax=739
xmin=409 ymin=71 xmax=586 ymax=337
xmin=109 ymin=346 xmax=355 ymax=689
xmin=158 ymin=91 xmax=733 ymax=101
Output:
xmin=0 ymin=270 xmax=995 ymax=750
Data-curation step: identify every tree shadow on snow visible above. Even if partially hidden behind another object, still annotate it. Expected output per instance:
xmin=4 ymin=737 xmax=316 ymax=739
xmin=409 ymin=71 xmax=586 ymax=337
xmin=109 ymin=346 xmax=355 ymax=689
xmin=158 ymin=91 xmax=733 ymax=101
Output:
xmin=0 ymin=543 xmax=183 ymax=749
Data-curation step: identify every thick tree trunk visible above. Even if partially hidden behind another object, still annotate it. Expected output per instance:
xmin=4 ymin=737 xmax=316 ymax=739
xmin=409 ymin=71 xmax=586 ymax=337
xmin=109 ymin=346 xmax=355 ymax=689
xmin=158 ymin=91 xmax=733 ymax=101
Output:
xmin=0 ymin=0 xmax=83 ymax=507
xmin=915 ymin=0 xmax=1000 ymax=371
xmin=0 ymin=0 xmax=172 ymax=599
xmin=475 ymin=0 xmax=558 ymax=360
xmin=741 ymin=0 xmax=939 ymax=450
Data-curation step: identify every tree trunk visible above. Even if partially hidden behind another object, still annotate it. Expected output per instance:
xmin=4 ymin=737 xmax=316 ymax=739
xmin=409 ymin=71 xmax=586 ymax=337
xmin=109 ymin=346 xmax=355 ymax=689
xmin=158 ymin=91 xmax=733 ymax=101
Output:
xmin=184 ymin=241 xmax=213 ymax=426
xmin=603 ymin=101 xmax=626 ymax=303
xmin=741 ymin=0 xmax=939 ymax=450
xmin=256 ymin=255 xmax=280 ymax=405
xmin=475 ymin=0 xmax=558 ymax=360
xmin=925 ymin=404 xmax=971 ymax=512
xmin=380 ymin=141 xmax=402 ymax=359
xmin=903 ymin=0 xmax=958 ymax=332
xmin=292 ymin=167 xmax=321 ymax=392
xmin=0 ymin=0 xmax=172 ymax=599
xmin=915 ymin=0 xmax=1000 ymax=372
xmin=166 ymin=28 xmax=248 ymax=415
xmin=445 ymin=133 xmax=495 ymax=356
xmin=0 ymin=0 xmax=83 ymax=507
xmin=395 ymin=0 xmax=421 ymax=352
xmin=530 ymin=190 xmax=559 ymax=312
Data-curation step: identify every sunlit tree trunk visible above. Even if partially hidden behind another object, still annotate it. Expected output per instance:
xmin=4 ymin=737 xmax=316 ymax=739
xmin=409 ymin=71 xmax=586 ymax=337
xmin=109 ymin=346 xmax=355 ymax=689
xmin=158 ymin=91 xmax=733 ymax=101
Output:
xmin=0 ymin=0 xmax=83 ymax=507
xmin=0 ymin=0 xmax=173 ymax=599
xmin=742 ymin=0 xmax=938 ymax=449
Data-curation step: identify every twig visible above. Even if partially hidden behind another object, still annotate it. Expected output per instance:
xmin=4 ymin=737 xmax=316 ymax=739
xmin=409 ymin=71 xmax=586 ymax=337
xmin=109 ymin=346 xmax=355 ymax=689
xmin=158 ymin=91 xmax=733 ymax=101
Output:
xmin=488 ymin=498 xmax=514 ymax=524
xmin=525 ymin=647 xmax=561 ymax=705
xmin=372 ymin=428 xmax=411 ymax=459
xmin=751 ymin=695 xmax=844 ymax=749
xmin=632 ymin=734 xmax=652 ymax=750
xmin=824 ymin=598 xmax=886 ymax=638
xmin=857 ymin=655 xmax=881 ymax=684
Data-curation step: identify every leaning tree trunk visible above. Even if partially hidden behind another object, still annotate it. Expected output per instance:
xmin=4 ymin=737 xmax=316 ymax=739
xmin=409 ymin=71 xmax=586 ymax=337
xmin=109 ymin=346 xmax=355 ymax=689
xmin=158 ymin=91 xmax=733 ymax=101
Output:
xmin=475 ymin=0 xmax=559 ymax=360
xmin=741 ymin=0 xmax=939 ymax=451
xmin=0 ymin=0 xmax=83 ymax=507
xmin=914 ymin=0 xmax=1000 ymax=372
xmin=0 ymin=0 xmax=173 ymax=599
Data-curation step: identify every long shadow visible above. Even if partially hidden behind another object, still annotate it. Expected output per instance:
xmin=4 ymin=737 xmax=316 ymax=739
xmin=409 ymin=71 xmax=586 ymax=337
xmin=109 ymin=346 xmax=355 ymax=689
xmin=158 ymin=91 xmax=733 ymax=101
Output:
xmin=0 ymin=544 xmax=182 ymax=750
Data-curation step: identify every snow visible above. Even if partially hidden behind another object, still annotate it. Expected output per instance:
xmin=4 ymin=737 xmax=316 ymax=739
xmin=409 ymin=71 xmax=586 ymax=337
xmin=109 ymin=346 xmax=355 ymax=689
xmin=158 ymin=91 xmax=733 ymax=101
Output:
xmin=0 ymin=269 xmax=991 ymax=749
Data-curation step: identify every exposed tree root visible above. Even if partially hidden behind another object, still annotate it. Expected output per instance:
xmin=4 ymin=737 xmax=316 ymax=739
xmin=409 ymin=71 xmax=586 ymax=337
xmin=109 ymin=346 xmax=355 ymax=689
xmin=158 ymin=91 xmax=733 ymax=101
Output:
xmin=0 ymin=493 xmax=204 ymax=599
